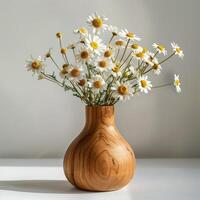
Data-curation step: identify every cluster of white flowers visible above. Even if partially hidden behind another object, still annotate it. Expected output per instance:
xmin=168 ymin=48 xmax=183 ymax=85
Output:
xmin=25 ymin=12 xmax=184 ymax=105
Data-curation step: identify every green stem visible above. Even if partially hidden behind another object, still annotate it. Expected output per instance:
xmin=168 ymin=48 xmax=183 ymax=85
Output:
xmin=58 ymin=38 xmax=62 ymax=49
xmin=112 ymin=97 xmax=119 ymax=105
xmin=120 ymin=51 xmax=132 ymax=67
xmin=119 ymin=57 xmax=133 ymax=82
xmin=50 ymin=56 xmax=61 ymax=71
xmin=58 ymin=37 xmax=69 ymax=65
xmin=43 ymin=77 xmax=63 ymax=87
xmin=153 ymin=83 xmax=173 ymax=89
xmin=70 ymin=81 xmax=84 ymax=101
xmin=159 ymin=52 xmax=175 ymax=65
xmin=108 ymin=34 xmax=114 ymax=45
xmin=104 ymin=76 xmax=115 ymax=103
xmin=76 ymin=84 xmax=90 ymax=104
xmin=64 ymin=54 xmax=69 ymax=65
xmin=120 ymin=39 xmax=130 ymax=62
xmin=105 ymin=74 xmax=112 ymax=82
xmin=114 ymin=48 xmax=120 ymax=63
xmin=143 ymin=67 xmax=152 ymax=74
xmin=144 ymin=52 xmax=176 ymax=75
xmin=86 ymin=62 xmax=91 ymax=78
xmin=153 ymin=51 xmax=159 ymax=59
xmin=41 ymin=72 xmax=63 ymax=87
xmin=72 ymin=48 xmax=77 ymax=63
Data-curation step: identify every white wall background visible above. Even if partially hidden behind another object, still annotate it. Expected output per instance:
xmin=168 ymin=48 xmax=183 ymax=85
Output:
xmin=0 ymin=0 xmax=199 ymax=158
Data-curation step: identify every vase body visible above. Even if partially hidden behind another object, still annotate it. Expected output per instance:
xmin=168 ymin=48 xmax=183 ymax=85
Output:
xmin=63 ymin=105 xmax=136 ymax=191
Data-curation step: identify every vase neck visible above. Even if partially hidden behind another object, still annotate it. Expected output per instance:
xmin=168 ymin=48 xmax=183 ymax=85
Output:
xmin=85 ymin=106 xmax=115 ymax=127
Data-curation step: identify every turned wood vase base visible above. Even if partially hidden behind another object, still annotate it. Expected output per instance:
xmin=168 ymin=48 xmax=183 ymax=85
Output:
xmin=63 ymin=105 xmax=136 ymax=191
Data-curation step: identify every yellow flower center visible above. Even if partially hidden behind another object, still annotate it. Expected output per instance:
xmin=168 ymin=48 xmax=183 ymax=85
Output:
xmin=60 ymin=48 xmax=67 ymax=54
xmin=79 ymin=79 xmax=86 ymax=86
xmin=124 ymin=72 xmax=129 ymax=78
xmin=126 ymin=32 xmax=134 ymax=38
xmin=157 ymin=45 xmax=165 ymax=52
xmin=112 ymin=65 xmax=120 ymax=73
xmin=92 ymin=18 xmax=103 ymax=28
xmin=115 ymin=40 xmax=124 ymax=46
xmin=90 ymin=41 xmax=99 ymax=49
xmin=80 ymin=50 xmax=89 ymax=59
xmin=56 ymin=32 xmax=62 ymax=38
xmin=94 ymin=80 xmax=103 ymax=89
xmin=131 ymin=43 xmax=139 ymax=49
xmin=79 ymin=27 xmax=88 ymax=34
xmin=104 ymin=50 xmax=112 ymax=57
xmin=62 ymin=64 xmax=68 ymax=68
xmin=152 ymin=64 xmax=159 ymax=70
xmin=175 ymin=79 xmax=180 ymax=86
xmin=61 ymin=67 xmax=68 ymax=75
xmin=117 ymin=85 xmax=128 ymax=95
xmin=176 ymin=47 xmax=181 ymax=53
xmin=140 ymin=80 xmax=147 ymax=88
xmin=98 ymin=60 xmax=107 ymax=68
xmin=31 ymin=60 xmax=42 ymax=69
xmin=70 ymin=68 xmax=80 ymax=77
xmin=142 ymin=47 xmax=148 ymax=53
xmin=136 ymin=52 xmax=145 ymax=58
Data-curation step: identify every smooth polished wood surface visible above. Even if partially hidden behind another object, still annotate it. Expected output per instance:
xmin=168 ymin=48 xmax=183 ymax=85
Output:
xmin=63 ymin=106 xmax=135 ymax=191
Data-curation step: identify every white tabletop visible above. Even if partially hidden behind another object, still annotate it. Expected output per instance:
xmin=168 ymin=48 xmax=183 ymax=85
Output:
xmin=0 ymin=159 xmax=199 ymax=200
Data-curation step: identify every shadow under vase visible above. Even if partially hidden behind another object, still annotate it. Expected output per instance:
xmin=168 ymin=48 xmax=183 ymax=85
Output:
xmin=0 ymin=180 xmax=91 ymax=194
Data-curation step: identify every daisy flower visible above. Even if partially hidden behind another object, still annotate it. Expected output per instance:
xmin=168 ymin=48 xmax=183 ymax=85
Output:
xmin=59 ymin=64 xmax=68 ymax=79
xmin=76 ymin=47 xmax=91 ymax=64
xmin=138 ymin=75 xmax=152 ymax=94
xmin=152 ymin=43 xmax=167 ymax=56
xmin=111 ymin=64 xmax=122 ymax=77
xmin=78 ymin=78 xmax=88 ymax=87
xmin=103 ymin=48 xmax=113 ymax=58
xmin=25 ymin=56 xmax=45 ymax=74
xmin=95 ymin=57 xmax=112 ymax=72
xmin=114 ymin=39 xmax=126 ymax=48
xmin=145 ymin=52 xmax=157 ymax=65
xmin=130 ymin=43 xmax=143 ymax=54
xmin=85 ymin=34 xmax=106 ymax=55
xmin=171 ymin=42 xmax=184 ymax=59
xmin=87 ymin=12 xmax=108 ymax=33
xmin=88 ymin=75 xmax=106 ymax=93
xmin=67 ymin=65 xmax=84 ymax=82
xmin=152 ymin=63 xmax=162 ymax=75
xmin=107 ymin=25 xmax=119 ymax=36
xmin=174 ymin=74 xmax=181 ymax=93
xmin=74 ymin=27 xmax=88 ymax=36
xmin=111 ymin=81 xmax=133 ymax=101
xmin=151 ymin=58 xmax=162 ymax=75
xmin=56 ymin=32 xmax=62 ymax=38
xmin=119 ymin=29 xmax=141 ymax=41
xmin=133 ymin=51 xmax=149 ymax=62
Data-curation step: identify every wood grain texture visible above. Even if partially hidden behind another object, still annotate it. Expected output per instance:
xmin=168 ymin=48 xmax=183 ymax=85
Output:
xmin=63 ymin=105 xmax=136 ymax=191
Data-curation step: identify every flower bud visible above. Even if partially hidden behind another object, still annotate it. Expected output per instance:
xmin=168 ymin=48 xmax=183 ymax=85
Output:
xmin=60 ymin=48 xmax=67 ymax=54
xmin=56 ymin=32 xmax=62 ymax=38
xmin=46 ymin=52 xmax=51 ymax=58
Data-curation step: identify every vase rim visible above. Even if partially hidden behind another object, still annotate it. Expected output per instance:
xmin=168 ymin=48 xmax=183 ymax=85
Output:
xmin=86 ymin=105 xmax=114 ymax=108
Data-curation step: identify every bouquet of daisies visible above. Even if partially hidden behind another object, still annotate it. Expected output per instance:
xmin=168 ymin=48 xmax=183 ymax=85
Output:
xmin=26 ymin=12 xmax=183 ymax=105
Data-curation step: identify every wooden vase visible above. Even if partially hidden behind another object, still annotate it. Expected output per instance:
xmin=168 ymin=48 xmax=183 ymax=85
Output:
xmin=63 ymin=105 xmax=136 ymax=191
